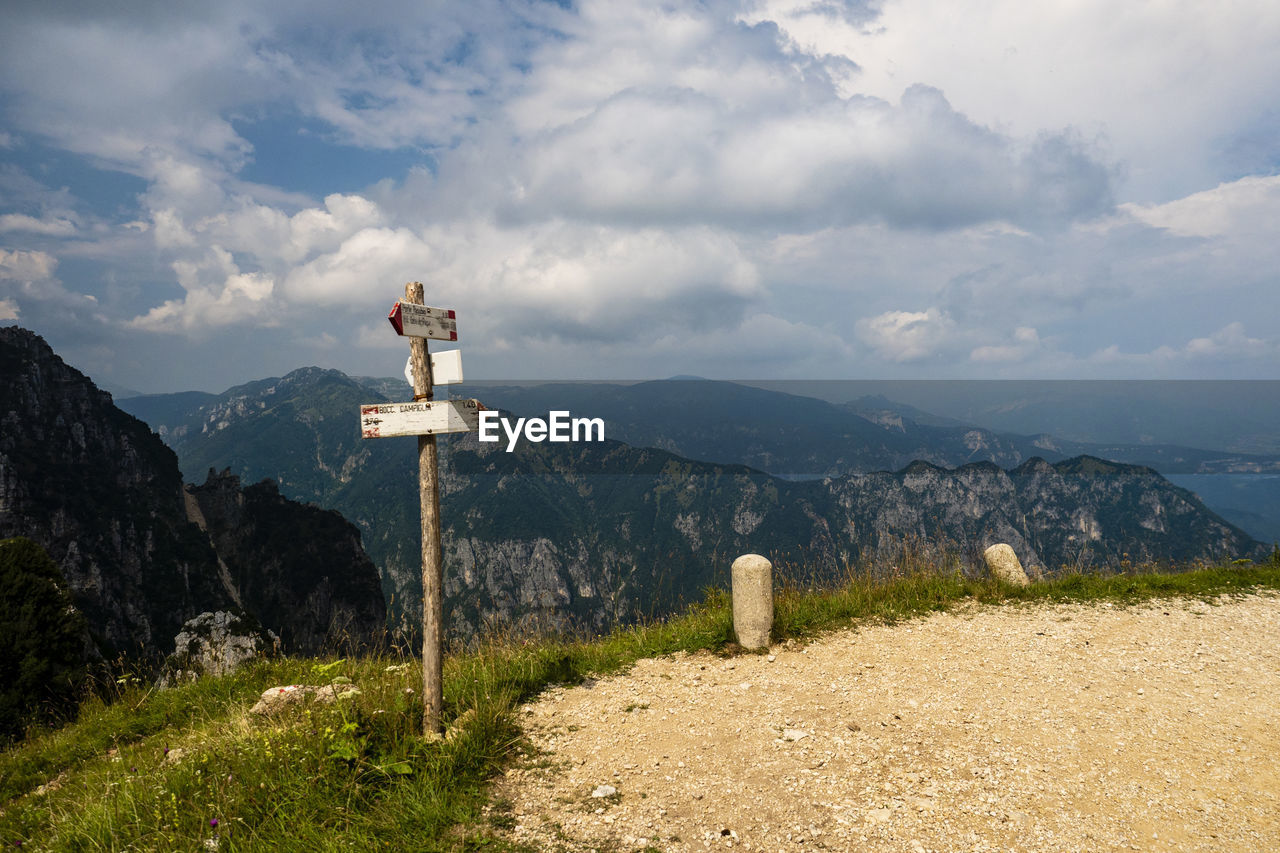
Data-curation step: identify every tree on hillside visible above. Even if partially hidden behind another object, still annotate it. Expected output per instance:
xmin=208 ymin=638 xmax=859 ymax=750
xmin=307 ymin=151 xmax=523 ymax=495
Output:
xmin=0 ymin=537 xmax=89 ymax=742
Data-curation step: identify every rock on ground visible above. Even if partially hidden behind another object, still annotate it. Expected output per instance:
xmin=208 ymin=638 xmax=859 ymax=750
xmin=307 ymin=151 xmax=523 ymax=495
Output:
xmin=249 ymin=683 xmax=360 ymax=715
xmin=984 ymin=543 xmax=1031 ymax=587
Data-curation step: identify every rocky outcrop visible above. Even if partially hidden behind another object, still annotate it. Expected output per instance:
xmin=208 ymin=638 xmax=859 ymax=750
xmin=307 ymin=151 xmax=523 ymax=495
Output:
xmin=158 ymin=610 xmax=280 ymax=686
xmin=0 ymin=327 xmax=385 ymax=661
xmin=186 ymin=470 xmax=385 ymax=654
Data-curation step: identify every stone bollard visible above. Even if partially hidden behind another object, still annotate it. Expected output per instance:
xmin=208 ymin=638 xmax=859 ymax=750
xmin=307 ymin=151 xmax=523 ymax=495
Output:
xmin=731 ymin=553 xmax=773 ymax=650
xmin=983 ymin=543 xmax=1030 ymax=587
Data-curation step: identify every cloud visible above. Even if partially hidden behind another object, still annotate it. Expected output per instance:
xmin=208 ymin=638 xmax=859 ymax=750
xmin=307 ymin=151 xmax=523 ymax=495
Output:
xmin=856 ymin=308 xmax=957 ymax=363
xmin=128 ymin=247 xmax=276 ymax=332
xmin=0 ymin=0 xmax=568 ymax=175
xmin=1088 ymin=322 xmax=1274 ymax=371
xmin=498 ymin=10 xmax=1115 ymax=232
xmin=0 ymin=298 xmax=19 ymax=320
xmin=0 ymin=213 xmax=76 ymax=236
xmin=1184 ymin=323 xmax=1270 ymax=360
xmin=2 ymin=0 xmax=1278 ymax=385
xmin=1120 ymin=174 xmax=1280 ymax=240
xmin=970 ymin=327 xmax=1042 ymax=363
xmin=282 ymin=227 xmax=434 ymax=306
xmin=0 ymin=248 xmax=58 ymax=281
xmin=753 ymin=0 xmax=1280 ymax=201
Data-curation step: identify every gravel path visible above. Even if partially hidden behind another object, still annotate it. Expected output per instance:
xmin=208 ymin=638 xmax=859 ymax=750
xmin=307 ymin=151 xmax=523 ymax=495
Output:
xmin=488 ymin=593 xmax=1280 ymax=852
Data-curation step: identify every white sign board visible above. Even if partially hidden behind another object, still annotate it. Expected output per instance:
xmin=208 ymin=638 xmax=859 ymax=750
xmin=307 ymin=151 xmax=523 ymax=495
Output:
xmin=388 ymin=301 xmax=457 ymax=341
xmin=404 ymin=350 xmax=464 ymax=387
xmin=360 ymin=399 xmax=483 ymax=439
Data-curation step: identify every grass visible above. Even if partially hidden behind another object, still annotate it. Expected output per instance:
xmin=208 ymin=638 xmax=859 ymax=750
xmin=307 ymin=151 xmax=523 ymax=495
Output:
xmin=3 ymin=553 xmax=1279 ymax=850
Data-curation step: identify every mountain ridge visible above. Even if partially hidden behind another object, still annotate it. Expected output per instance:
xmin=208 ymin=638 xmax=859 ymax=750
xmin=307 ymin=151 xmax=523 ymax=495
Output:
xmin=117 ymin=366 xmax=1266 ymax=638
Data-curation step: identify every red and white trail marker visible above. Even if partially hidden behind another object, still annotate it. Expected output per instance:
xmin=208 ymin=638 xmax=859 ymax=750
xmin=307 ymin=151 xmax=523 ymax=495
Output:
xmin=387 ymin=300 xmax=457 ymax=341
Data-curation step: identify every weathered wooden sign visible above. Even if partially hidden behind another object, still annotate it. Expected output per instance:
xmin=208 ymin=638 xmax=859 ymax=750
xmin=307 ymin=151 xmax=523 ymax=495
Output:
xmin=360 ymin=398 xmax=482 ymax=439
xmin=387 ymin=300 xmax=457 ymax=341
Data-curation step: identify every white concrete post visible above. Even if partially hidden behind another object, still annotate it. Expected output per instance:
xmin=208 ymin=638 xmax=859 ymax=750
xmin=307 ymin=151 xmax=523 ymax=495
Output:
xmin=731 ymin=553 xmax=773 ymax=650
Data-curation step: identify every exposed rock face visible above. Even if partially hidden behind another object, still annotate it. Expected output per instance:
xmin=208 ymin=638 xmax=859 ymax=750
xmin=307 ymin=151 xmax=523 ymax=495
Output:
xmin=186 ymin=470 xmax=386 ymax=654
xmin=825 ymin=457 xmax=1260 ymax=571
xmin=120 ymin=367 xmax=419 ymax=634
xmin=0 ymin=327 xmax=232 ymax=655
xmin=159 ymin=610 xmax=280 ymax=686
xmin=0 ymin=327 xmax=386 ymax=661
xmin=437 ymin=441 xmax=1264 ymax=638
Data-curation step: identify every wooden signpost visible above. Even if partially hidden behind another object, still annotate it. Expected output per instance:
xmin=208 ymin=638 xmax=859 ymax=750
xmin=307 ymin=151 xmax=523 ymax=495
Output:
xmin=361 ymin=282 xmax=479 ymax=734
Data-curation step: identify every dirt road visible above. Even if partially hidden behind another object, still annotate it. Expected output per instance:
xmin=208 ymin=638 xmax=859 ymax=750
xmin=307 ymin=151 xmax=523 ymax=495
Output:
xmin=489 ymin=593 xmax=1280 ymax=852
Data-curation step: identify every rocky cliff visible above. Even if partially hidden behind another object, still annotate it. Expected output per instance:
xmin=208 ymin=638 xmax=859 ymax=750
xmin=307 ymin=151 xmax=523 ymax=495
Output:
xmin=436 ymin=438 xmax=1264 ymax=637
xmin=0 ymin=327 xmax=384 ymax=660
xmin=186 ymin=470 xmax=385 ymax=654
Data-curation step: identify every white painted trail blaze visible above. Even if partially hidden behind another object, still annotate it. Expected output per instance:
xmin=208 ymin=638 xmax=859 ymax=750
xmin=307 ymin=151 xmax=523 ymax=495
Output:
xmin=387 ymin=301 xmax=458 ymax=341
xmin=360 ymin=398 xmax=482 ymax=438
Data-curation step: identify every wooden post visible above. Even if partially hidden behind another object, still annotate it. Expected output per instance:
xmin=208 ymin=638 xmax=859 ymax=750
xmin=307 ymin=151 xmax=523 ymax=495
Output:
xmin=405 ymin=281 xmax=444 ymax=734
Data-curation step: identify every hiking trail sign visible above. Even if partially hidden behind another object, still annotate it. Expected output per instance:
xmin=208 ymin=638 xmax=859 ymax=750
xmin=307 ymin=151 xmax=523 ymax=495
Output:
xmin=360 ymin=399 xmax=482 ymax=438
xmin=359 ymin=283 xmax=482 ymax=735
xmin=387 ymin=300 xmax=457 ymax=341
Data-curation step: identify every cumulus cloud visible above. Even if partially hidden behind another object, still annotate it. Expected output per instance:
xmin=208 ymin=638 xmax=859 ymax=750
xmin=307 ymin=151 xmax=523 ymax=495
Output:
xmin=282 ymin=227 xmax=433 ymax=305
xmin=0 ymin=248 xmax=58 ymax=281
xmin=754 ymin=0 xmax=1280 ymax=201
xmin=1184 ymin=323 xmax=1270 ymax=360
xmin=505 ymin=86 xmax=1111 ymax=231
xmin=497 ymin=7 xmax=1114 ymax=232
xmin=856 ymin=308 xmax=957 ymax=363
xmin=0 ymin=298 xmax=19 ymax=320
xmin=129 ymin=247 xmax=276 ymax=333
xmin=2 ymin=0 xmax=1278 ymax=384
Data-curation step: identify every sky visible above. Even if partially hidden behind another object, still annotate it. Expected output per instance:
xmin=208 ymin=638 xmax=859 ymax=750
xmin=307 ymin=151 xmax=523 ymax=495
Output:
xmin=1 ymin=0 xmax=1279 ymax=393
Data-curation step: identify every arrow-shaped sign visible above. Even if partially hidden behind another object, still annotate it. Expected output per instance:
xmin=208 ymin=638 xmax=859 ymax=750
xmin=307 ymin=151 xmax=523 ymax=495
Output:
xmin=388 ymin=301 xmax=457 ymax=341
xmin=360 ymin=399 xmax=483 ymax=439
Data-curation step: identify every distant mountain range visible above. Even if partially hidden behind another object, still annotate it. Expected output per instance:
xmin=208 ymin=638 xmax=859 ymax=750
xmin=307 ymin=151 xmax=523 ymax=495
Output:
xmin=740 ymin=380 xmax=1280 ymax=456
xmin=117 ymin=369 xmax=1267 ymax=638
xmin=459 ymin=380 xmax=1280 ymax=476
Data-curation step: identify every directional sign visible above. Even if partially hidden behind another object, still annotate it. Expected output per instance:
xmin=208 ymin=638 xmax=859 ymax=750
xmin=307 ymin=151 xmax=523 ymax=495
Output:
xmin=388 ymin=301 xmax=457 ymax=341
xmin=360 ymin=399 xmax=482 ymax=439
